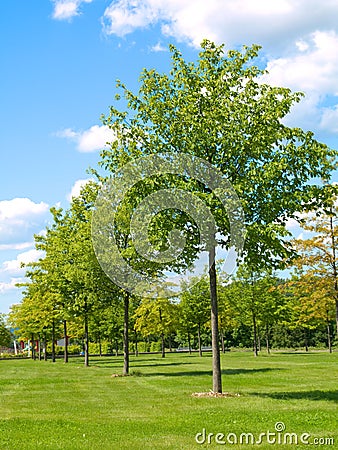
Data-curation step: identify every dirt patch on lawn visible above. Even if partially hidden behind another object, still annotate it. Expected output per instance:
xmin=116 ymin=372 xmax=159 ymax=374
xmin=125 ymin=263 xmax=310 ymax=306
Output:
xmin=191 ymin=391 xmax=240 ymax=398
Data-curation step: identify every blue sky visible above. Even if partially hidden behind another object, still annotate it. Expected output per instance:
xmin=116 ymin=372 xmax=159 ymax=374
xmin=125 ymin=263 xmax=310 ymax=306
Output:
xmin=1 ymin=0 xmax=338 ymax=313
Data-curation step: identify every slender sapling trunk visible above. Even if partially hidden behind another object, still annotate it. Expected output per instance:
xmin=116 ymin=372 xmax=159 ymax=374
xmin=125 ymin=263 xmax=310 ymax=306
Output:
xmin=123 ymin=292 xmax=129 ymax=375
xmin=64 ymin=320 xmax=68 ymax=363
xmin=209 ymin=245 xmax=222 ymax=393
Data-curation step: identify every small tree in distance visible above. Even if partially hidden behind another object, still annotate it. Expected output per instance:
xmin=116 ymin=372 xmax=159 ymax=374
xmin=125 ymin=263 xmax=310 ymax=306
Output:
xmin=134 ymin=297 xmax=178 ymax=358
xmin=179 ymin=277 xmax=210 ymax=356
xmin=291 ymin=191 xmax=338 ymax=344
xmin=0 ymin=314 xmax=12 ymax=348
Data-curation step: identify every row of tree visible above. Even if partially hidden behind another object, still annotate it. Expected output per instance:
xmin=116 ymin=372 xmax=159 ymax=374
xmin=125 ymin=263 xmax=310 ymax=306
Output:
xmin=8 ymin=248 xmax=337 ymax=359
xmin=5 ymin=41 xmax=338 ymax=393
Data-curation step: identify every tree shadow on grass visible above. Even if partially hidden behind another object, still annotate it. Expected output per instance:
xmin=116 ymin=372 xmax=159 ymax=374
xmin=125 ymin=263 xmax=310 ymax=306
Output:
xmin=88 ymin=357 xmax=161 ymax=365
xmin=223 ymin=368 xmax=283 ymax=375
xmin=140 ymin=367 xmax=282 ymax=377
xmin=130 ymin=361 xmax=194 ymax=368
xmin=251 ymin=390 xmax=338 ymax=403
xmin=89 ymin=359 xmax=194 ymax=368
xmin=277 ymin=352 xmax=329 ymax=355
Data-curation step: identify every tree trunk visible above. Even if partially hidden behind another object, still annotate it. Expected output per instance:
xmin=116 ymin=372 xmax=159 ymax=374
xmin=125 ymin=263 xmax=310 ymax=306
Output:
xmin=98 ymin=333 xmax=102 ymax=357
xmin=209 ymin=246 xmax=222 ymax=393
xmin=252 ymin=312 xmax=258 ymax=357
xmin=123 ymin=292 xmax=129 ymax=375
xmin=43 ymin=333 xmax=47 ymax=361
xmin=198 ymin=323 xmax=202 ymax=357
xmin=335 ymin=299 xmax=338 ymax=339
xmin=161 ymin=332 xmax=165 ymax=358
xmin=31 ymin=334 xmax=36 ymax=360
xmin=188 ymin=332 xmax=192 ymax=354
xmin=305 ymin=329 xmax=309 ymax=352
xmin=134 ymin=331 xmax=138 ymax=357
xmin=63 ymin=320 xmax=68 ymax=363
xmin=266 ymin=323 xmax=270 ymax=354
xmin=327 ymin=316 xmax=332 ymax=354
xmin=169 ymin=335 xmax=172 ymax=352
xmin=38 ymin=335 xmax=41 ymax=361
xmin=52 ymin=320 xmax=56 ymax=363
xmin=31 ymin=335 xmax=35 ymax=360
xmin=257 ymin=330 xmax=261 ymax=353
xmin=84 ymin=327 xmax=89 ymax=366
xmin=329 ymin=214 xmax=338 ymax=334
xmin=84 ymin=311 xmax=89 ymax=367
xmin=220 ymin=330 xmax=225 ymax=354
xmin=250 ymin=277 xmax=259 ymax=357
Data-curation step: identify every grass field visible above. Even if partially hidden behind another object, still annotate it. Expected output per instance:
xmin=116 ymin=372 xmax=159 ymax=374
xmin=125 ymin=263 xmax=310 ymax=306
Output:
xmin=0 ymin=350 xmax=337 ymax=449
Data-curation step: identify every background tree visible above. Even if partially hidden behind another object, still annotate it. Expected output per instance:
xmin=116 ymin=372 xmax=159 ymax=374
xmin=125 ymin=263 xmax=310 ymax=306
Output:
xmin=62 ymin=183 xmax=121 ymax=366
xmin=254 ymin=275 xmax=286 ymax=354
xmin=226 ymin=266 xmax=261 ymax=356
xmin=283 ymin=273 xmax=336 ymax=352
xmin=179 ymin=277 xmax=210 ymax=356
xmin=0 ymin=314 xmax=12 ymax=348
xmin=134 ymin=297 xmax=179 ymax=358
xmin=292 ymin=194 xmax=338 ymax=336
xmin=217 ymin=282 xmax=242 ymax=352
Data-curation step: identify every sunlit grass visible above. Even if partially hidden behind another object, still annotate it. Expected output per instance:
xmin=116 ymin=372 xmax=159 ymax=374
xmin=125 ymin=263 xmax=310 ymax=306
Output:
xmin=0 ymin=351 xmax=337 ymax=449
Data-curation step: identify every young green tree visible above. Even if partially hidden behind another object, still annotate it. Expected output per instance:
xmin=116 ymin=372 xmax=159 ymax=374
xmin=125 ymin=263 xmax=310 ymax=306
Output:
xmin=283 ymin=273 xmax=336 ymax=352
xmin=179 ymin=277 xmax=210 ymax=356
xmin=8 ymin=286 xmax=61 ymax=361
xmin=20 ymin=182 xmax=120 ymax=366
xmin=134 ymin=297 xmax=179 ymax=358
xmin=98 ymin=40 xmax=337 ymax=392
xmin=217 ymin=282 xmax=242 ymax=352
xmin=292 ymin=195 xmax=338 ymax=336
xmin=223 ymin=266 xmax=287 ymax=355
xmin=226 ymin=266 xmax=262 ymax=356
xmin=64 ymin=183 xmax=121 ymax=366
xmin=0 ymin=314 xmax=12 ymax=348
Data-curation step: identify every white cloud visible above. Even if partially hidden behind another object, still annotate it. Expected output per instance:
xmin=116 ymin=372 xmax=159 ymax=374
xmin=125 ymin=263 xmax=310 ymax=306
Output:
xmin=102 ymin=0 xmax=160 ymax=36
xmin=102 ymin=1 xmax=338 ymax=49
xmin=285 ymin=217 xmax=300 ymax=230
xmin=0 ymin=242 xmax=33 ymax=251
xmin=54 ymin=1 xmax=338 ymax=138
xmin=2 ymin=249 xmax=45 ymax=275
xmin=295 ymin=40 xmax=309 ymax=52
xmin=58 ymin=128 xmax=78 ymax=139
xmin=56 ymin=125 xmax=116 ymax=152
xmin=52 ymin=0 xmax=93 ymax=20
xmin=320 ymin=105 xmax=338 ymax=134
xmin=67 ymin=178 xmax=94 ymax=201
xmin=78 ymin=125 xmax=115 ymax=152
xmin=262 ymin=31 xmax=338 ymax=96
xmin=101 ymin=2 xmax=338 ymax=138
xmin=0 ymin=198 xmax=49 ymax=221
xmin=150 ymin=42 xmax=168 ymax=52
xmin=259 ymin=30 xmax=338 ymax=135
xmin=0 ymin=198 xmax=49 ymax=246
xmin=0 ymin=278 xmax=22 ymax=294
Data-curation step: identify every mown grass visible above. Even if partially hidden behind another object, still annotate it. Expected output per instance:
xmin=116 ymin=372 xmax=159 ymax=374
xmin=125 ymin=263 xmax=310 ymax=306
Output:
xmin=0 ymin=350 xmax=337 ymax=449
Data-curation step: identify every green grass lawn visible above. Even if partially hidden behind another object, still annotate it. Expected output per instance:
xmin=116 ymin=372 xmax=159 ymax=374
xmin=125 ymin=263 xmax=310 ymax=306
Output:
xmin=0 ymin=350 xmax=337 ymax=449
